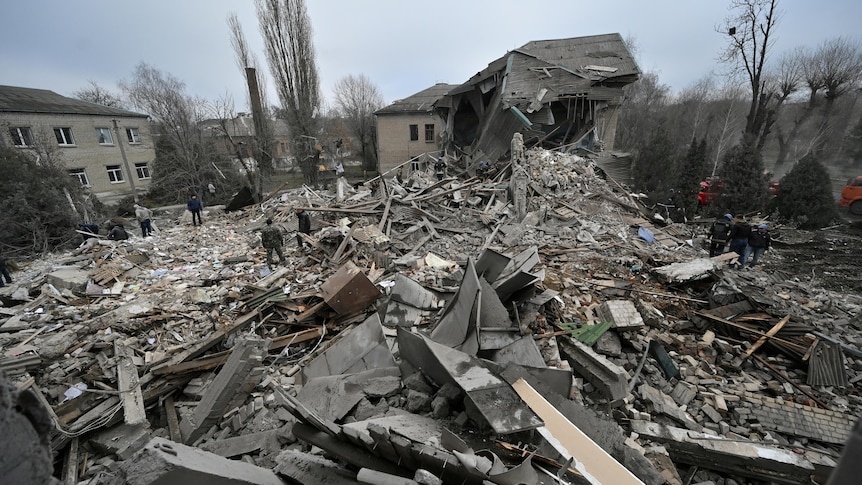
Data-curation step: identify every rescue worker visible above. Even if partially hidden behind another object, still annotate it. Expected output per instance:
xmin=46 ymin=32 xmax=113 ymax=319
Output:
xmin=744 ymin=223 xmax=771 ymax=268
xmin=296 ymin=208 xmax=312 ymax=249
xmin=134 ymin=204 xmax=153 ymax=237
xmin=709 ymin=213 xmax=733 ymax=257
xmin=260 ymin=219 xmax=285 ymax=269
xmin=728 ymin=215 xmax=751 ymax=267
xmin=434 ymin=157 xmax=446 ymax=181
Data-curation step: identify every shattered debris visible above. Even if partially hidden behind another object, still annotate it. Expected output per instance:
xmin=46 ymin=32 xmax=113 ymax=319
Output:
xmin=0 ymin=145 xmax=860 ymax=485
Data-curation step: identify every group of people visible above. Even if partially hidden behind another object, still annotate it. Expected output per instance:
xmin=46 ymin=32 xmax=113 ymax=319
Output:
xmin=259 ymin=208 xmax=312 ymax=269
xmin=709 ymin=213 xmax=771 ymax=268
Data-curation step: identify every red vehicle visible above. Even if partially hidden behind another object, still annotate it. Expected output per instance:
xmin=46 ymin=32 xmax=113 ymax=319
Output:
xmin=839 ymin=175 xmax=862 ymax=215
xmin=697 ymin=177 xmax=722 ymax=207
xmin=697 ymin=176 xmax=779 ymax=208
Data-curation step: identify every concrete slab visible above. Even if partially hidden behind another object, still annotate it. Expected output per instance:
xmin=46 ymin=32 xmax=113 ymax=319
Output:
xmin=302 ymin=313 xmax=396 ymax=382
xmin=199 ymin=429 xmax=280 ymax=458
xmin=430 ymin=258 xmax=480 ymax=348
xmin=558 ymin=336 xmax=628 ymax=401
xmin=120 ymin=437 xmax=283 ymax=485
xmin=47 ymin=267 xmax=90 ymax=292
xmin=274 ymin=449 xmax=359 ymax=484
xmin=492 ymin=336 xmax=546 ymax=368
xmin=397 ymin=328 xmax=543 ymax=434
xmin=389 ymin=273 xmax=437 ymax=309
xmin=631 ymin=420 xmax=816 ymax=485
xmin=639 ymin=385 xmax=702 ymax=431
xmin=91 ymin=423 xmax=150 ymax=460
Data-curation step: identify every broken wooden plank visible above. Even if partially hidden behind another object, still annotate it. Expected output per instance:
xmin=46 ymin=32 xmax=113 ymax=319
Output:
xmin=115 ymin=341 xmax=147 ymax=426
xmin=164 ymin=394 xmax=181 ymax=442
xmin=512 ymin=379 xmax=644 ymax=485
xmin=62 ymin=437 xmax=79 ymax=485
xmin=742 ymin=315 xmax=791 ymax=360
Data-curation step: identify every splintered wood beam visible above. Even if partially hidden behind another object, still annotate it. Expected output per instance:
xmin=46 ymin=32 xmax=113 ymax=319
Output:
xmin=377 ymin=197 xmax=393 ymax=231
xmin=331 ymin=225 xmax=357 ymax=264
xmin=742 ymin=315 xmax=791 ymax=360
xmin=164 ymin=394 xmax=182 ymax=442
xmin=692 ymin=311 xmax=805 ymax=352
xmin=115 ymin=341 xmax=146 ymax=426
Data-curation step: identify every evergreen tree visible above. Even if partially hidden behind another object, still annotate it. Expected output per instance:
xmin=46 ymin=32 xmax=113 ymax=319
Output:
xmin=0 ymin=146 xmax=85 ymax=252
xmin=773 ymin=153 xmax=838 ymax=228
xmin=716 ymin=139 xmax=767 ymax=215
xmin=674 ymin=139 xmax=708 ymax=219
xmin=633 ymin=125 xmax=677 ymax=197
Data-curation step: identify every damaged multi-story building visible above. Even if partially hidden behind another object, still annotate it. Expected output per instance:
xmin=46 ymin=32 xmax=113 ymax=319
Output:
xmin=434 ymin=33 xmax=639 ymax=166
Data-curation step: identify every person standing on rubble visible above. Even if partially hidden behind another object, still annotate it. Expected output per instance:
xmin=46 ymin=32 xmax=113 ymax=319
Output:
xmin=434 ymin=157 xmax=447 ymax=181
xmin=0 ymin=253 xmax=13 ymax=287
xmin=187 ymin=193 xmax=203 ymax=227
xmin=743 ymin=223 xmax=771 ymax=268
xmin=133 ymin=204 xmax=153 ymax=238
xmin=296 ymin=208 xmax=312 ymax=250
xmin=708 ymin=213 xmax=733 ymax=257
xmin=260 ymin=219 xmax=286 ymax=268
xmin=728 ymin=215 xmax=751 ymax=267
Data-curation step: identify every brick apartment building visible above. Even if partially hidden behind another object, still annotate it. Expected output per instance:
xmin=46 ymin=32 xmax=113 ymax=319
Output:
xmin=0 ymin=85 xmax=155 ymax=204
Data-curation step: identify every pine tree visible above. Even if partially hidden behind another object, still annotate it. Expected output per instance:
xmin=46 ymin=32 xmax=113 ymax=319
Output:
xmin=674 ymin=139 xmax=708 ymax=219
xmin=774 ymin=153 xmax=838 ymax=228
xmin=716 ymin=139 xmax=767 ymax=215
xmin=633 ymin=125 xmax=677 ymax=197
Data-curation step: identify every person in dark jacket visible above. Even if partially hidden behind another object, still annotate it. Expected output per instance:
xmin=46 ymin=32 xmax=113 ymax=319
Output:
xmin=0 ymin=253 xmax=12 ymax=287
xmin=728 ymin=216 xmax=751 ymax=267
xmin=108 ymin=224 xmax=129 ymax=241
xmin=743 ymin=223 xmax=771 ymax=268
xmin=296 ymin=208 xmax=311 ymax=249
xmin=187 ymin=194 xmax=203 ymax=226
xmin=708 ymin=213 xmax=733 ymax=257
xmin=77 ymin=223 xmax=100 ymax=242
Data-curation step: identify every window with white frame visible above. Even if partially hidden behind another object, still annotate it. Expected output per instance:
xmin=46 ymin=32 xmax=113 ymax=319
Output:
xmin=135 ymin=162 xmax=151 ymax=179
xmin=54 ymin=127 xmax=75 ymax=145
xmin=9 ymin=127 xmax=34 ymax=147
xmin=96 ymin=127 xmax=113 ymax=145
xmin=106 ymin=165 xmax=124 ymax=183
xmin=69 ymin=168 xmax=90 ymax=186
xmin=126 ymin=128 xmax=141 ymax=144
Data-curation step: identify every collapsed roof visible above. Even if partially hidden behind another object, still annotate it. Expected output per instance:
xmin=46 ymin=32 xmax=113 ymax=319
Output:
xmin=434 ymin=33 xmax=639 ymax=164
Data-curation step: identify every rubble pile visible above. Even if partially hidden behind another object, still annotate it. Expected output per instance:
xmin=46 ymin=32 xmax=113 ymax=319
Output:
xmin=1 ymin=147 xmax=860 ymax=485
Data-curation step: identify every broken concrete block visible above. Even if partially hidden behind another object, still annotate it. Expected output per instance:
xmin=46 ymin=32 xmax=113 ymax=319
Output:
xmin=179 ymin=336 xmax=270 ymax=444
xmin=414 ymin=469 xmax=443 ymax=485
xmin=358 ymin=468 xmax=419 ymax=485
xmin=402 ymin=371 xmax=434 ymax=394
xmin=275 ymin=448 xmax=368 ymax=484
xmin=557 ymin=336 xmax=628 ymax=401
xmin=492 ymin=336 xmax=546 ymax=368
xmin=405 ymin=389 xmax=432 ymax=413
xmin=671 ymin=382 xmax=697 ymax=406
xmin=199 ymin=429 xmax=280 ymax=458
xmin=91 ymin=423 xmax=150 ymax=460
xmin=47 ymin=267 xmax=90 ymax=292
xmin=120 ymin=437 xmax=283 ymax=485
xmin=362 ymin=375 xmax=402 ymax=398
xmin=597 ymin=300 xmax=644 ymax=329
xmin=639 ymin=385 xmax=702 ymax=432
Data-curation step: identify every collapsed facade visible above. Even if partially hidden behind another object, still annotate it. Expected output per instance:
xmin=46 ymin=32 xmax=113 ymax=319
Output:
xmin=434 ymin=33 xmax=639 ymax=167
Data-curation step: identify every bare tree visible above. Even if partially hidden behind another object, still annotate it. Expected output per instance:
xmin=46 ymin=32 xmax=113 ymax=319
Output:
xmin=255 ymin=0 xmax=321 ymax=186
xmin=708 ymin=82 xmax=747 ymax=175
xmin=813 ymin=37 xmax=862 ymax=157
xmin=718 ymin=0 xmax=781 ymax=149
xmin=120 ymin=63 xmax=239 ymax=202
xmin=72 ymin=80 xmax=126 ymax=108
xmin=676 ymin=74 xmax=717 ymax=143
xmin=615 ymin=71 xmax=671 ymax=151
xmin=333 ymin=74 xmax=384 ymax=172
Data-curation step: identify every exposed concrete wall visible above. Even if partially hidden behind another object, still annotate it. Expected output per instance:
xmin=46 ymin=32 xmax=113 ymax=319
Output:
xmin=376 ymin=112 xmax=443 ymax=174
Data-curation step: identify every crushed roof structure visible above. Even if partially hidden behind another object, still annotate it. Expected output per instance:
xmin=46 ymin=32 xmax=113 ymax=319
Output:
xmin=375 ymin=83 xmax=459 ymax=115
xmin=434 ymin=33 xmax=639 ymax=165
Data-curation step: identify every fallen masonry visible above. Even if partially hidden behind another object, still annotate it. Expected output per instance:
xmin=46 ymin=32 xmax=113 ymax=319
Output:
xmin=0 ymin=145 xmax=861 ymax=485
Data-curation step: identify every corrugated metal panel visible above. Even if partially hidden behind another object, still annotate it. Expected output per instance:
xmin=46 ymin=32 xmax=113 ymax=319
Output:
xmin=807 ymin=340 xmax=848 ymax=387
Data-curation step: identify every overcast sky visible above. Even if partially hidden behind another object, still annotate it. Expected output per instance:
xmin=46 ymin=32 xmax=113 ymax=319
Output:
xmin=2 ymin=1 xmax=860 ymax=114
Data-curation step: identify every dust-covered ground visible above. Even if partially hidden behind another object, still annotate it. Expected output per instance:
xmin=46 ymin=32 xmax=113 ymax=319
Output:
xmin=768 ymin=218 xmax=862 ymax=293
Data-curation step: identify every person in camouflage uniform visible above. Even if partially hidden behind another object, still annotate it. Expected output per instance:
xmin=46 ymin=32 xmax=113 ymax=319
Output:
xmin=260 ymin=219 xmax=285 ymax=268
